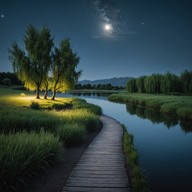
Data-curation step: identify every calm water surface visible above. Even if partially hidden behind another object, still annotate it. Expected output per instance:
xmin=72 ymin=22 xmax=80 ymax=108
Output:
xmin=65 ymin=93 xmax=192 ymax=192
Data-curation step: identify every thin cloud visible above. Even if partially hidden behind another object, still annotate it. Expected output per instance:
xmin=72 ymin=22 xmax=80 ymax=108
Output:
xmin=92 ymin=0 xmax=136 ymax=41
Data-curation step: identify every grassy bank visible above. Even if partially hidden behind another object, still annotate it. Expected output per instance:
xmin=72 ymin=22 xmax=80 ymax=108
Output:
xmin=0 ymin=131 xmax=62 ymax=191
xmin=109 ymin=93 xmax=192 ymax=120
xmin=0 ymin=87 xmax=102 ymax=191
xmin=123 ymin=125 xmax=150 ymax=192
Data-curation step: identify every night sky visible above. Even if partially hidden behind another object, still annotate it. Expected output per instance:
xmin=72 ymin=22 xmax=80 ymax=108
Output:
xmin=0 ymin=0 xmax=192 ymax=80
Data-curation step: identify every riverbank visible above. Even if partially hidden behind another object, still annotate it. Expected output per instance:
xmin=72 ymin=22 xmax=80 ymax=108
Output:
xmin=123 ymin=125 xmax=150 ymax=192
xmin=26 ymin=117 xmax=150 ymax=192
xmin=64 ymin=94 xmax=192 ymax=191
xmin=0 ymin=87 xmax=102 ymax=191
xmin=0 ymin=87 xmax=150 ymax=191
xmin=108 ymin=93 xmax=192 ymax=120
xmin=23 ymin=124 xmax=102 ymax=192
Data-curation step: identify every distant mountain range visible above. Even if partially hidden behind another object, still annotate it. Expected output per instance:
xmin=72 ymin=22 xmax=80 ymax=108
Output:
xmin=78 ymin=77 xmax=133 ymax=87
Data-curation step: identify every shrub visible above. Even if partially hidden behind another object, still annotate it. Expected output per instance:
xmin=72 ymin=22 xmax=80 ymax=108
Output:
xmin=1 ymin=78 xmax=12 ymax=86
xmin=30 ymin=101 xmax=40 ymax=110
xmin=52 ymin=103 xmax=72 ymax=110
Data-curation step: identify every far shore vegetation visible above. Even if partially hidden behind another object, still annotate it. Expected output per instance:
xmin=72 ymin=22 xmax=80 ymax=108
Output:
xmin=109 ymin=93 xmax=192 ymax=120
xmin=126 ymin=71 xmax=192 ymax=94
xmin=109 ymin=71 xmax=192 ymax=120
xmin=75 ymin=83 xmax=125 ymax=91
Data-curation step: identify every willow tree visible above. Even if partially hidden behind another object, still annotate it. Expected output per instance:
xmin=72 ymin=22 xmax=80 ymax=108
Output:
xmin=51 ymin=39 xmax=81 ymax=100
xmin=181 ymin=70 xmax=192 ymax=93
xmin=9 ymin=25 xmax=53 ymax=99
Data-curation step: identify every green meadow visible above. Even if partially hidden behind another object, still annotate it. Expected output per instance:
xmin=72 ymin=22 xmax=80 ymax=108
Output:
xmin=109 ymin=93 xmax=192 ymax=120
xmin=0 ymin=87 xmax=102 ymax=191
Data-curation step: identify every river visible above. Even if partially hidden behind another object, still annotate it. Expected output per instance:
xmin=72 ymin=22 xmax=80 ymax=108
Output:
xmin=65 ymin=93 xmax=192 ymax=192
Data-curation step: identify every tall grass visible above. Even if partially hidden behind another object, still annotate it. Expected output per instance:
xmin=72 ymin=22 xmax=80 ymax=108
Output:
xmin=0 ymin=100 xmax=100 ymax=135
xmin=0 ymin=131 xmax=62 ymax=192
xmin=53 ymin=109 xmax=100 ymax=133
xmin=57 ymin=123 xmax=86 ymax=146
xmin=123 ymin=125 xmax=150 ymax=192
xmin=0 ymin=87 xmax=102 ymax=190
xmin=72 ymin=98 xmax=102 ymax=115
xmin=0 ymin=107 xmax=61 ymax=133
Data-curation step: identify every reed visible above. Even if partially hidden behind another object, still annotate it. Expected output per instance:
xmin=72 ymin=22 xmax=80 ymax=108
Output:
xmin=57 ymin=123 xmax=86 ymax=146
xmin=0 ymin=131 xmax=62 ymax=191
xmin=72 ymin=98 xmax=102 ymax=115
xmin=123 ymin=125 xmax=150 ymax=192
xmin=0 ymin=107 xmax=61 ymax=133
xmin=54 ymin=109 xmax=100 ymax=132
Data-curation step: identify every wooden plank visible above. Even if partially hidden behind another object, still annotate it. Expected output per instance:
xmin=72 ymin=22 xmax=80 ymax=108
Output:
xmin=69 ymin=173 xmax=128 ymax=178
xmin=69 ymin=172 xmax=128 ymax=177
xmin=62 ymin=115 xmax=130 ymax=191
xmin=78 ymin=159 xmax=125 ymax=163
xmin=67 ymin=177 xmax=129 ymax=183
xmin=80 ymin=154 xmax=125 ymax=159
xmin=63 ymin=186 xmax=131 ymax=192
xmin=73 ymin=166 xmax=126 ymax=171
xmin=65 ymin=180 xmax=129 ymax=188
xmin=77 ymin=162 xmax=125 ymax=166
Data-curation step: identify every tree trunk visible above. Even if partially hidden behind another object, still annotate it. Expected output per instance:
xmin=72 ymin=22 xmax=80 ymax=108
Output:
xmin=36 ymin=86 xmax=40 ymax=99
xmin=43 ymin=79 xmax=49 ymax=99
xmin=51 ymin=91 xmax=56 ymax=100
xmin=44 ymin=89 xmax=48 ymax=99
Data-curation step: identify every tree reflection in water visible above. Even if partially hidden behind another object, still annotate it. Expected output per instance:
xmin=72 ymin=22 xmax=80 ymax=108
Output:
xmin=126 ymin=104 xmax=192 ymax=133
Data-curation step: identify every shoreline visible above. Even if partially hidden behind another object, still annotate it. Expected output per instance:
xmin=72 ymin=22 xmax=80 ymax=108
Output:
xmin=108 ymin=93 xmax=192 ymax=120
xmin=23 ymin=123 xmax=102 ymax=192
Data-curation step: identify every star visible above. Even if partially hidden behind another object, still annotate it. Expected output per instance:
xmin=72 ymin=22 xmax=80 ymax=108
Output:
xmin=1 ymin=14 xmax=4 ymax=18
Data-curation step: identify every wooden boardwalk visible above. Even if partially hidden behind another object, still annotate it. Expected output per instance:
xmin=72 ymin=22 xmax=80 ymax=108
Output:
xmin=62 ymin=115 xmax=131 ymax=192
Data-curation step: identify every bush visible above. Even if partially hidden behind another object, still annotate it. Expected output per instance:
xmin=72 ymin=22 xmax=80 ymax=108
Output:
xmin=52 ymin=103 xmax=72 ymax=110
xmin=30 ymin=101 xmax=40 ymax=110
xmin=1 ymin=78 xmax=12 ymax=86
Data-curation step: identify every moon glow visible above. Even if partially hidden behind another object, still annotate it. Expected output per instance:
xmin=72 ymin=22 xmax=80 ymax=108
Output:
xmin=105 ymin=24 xmax=110 ymax=30
xmin=104 ymin=24 xmax=112 ymax=31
